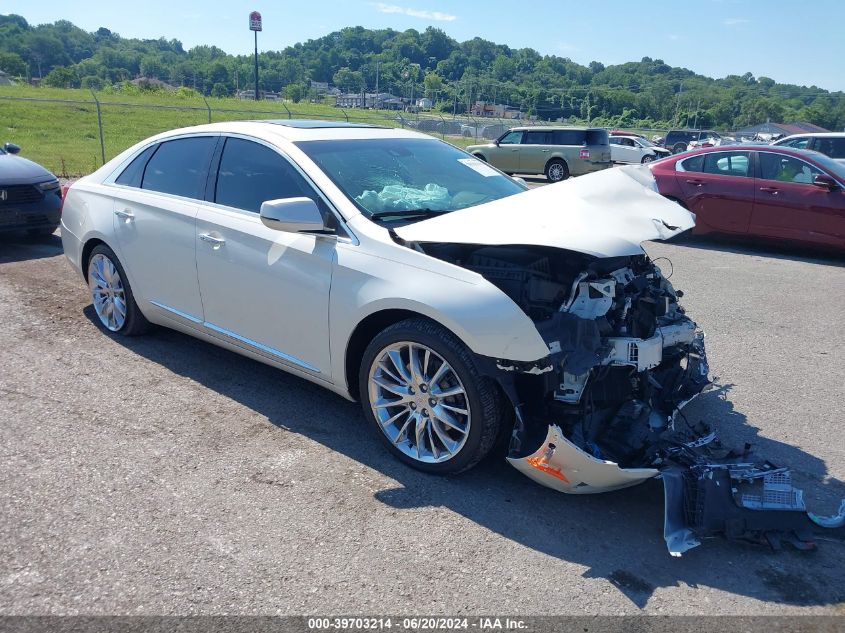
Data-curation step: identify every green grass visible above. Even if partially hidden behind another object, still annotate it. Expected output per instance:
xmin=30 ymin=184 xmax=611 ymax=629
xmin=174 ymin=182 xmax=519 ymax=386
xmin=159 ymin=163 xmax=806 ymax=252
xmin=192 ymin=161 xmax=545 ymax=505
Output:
xmin=0 ymin=85 xmax=476 ymax=176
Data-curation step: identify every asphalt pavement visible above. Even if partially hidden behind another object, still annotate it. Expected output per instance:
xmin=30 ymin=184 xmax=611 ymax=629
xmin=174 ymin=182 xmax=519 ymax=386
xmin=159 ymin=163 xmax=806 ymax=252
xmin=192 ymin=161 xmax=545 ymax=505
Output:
xmin=1 ymin=228 xmax=844 ymax=616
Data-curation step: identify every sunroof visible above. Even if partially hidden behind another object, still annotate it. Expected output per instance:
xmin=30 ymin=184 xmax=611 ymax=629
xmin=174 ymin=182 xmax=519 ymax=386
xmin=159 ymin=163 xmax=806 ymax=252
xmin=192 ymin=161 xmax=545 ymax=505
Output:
xmin=259 ymin=119 xmax=387 ymax=129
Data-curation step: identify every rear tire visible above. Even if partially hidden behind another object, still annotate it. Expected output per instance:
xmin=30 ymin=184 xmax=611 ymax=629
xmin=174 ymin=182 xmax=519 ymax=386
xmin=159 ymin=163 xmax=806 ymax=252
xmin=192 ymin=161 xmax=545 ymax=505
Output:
xmin=359 ymin=318 xmax=504 ymax=475
xmin=545 ymin=159 xmax=569 ymax=183
xmin=86 ymin=244 xmax=150 ymax=336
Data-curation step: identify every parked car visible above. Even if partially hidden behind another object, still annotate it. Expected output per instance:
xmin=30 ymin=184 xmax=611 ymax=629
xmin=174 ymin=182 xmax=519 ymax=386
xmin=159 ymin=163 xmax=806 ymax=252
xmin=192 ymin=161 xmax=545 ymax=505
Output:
xmin=663 ymin=129 xmax=722 ymax=154
xmin=60 ymin=120 xmax=706 ymax=486
xmin=0 ymin=142 xmax=62 ymax=236
xmin=467 ymin=126 xmax=612 ymax=182
xmin=63 ymin=120 xmax=845 ymax=555
xmin=609 ymin=135 xmax=671 ymax=164
xmin=773 ymin=133 xmax=845 ymax=164
xmin=650 ymin=145 xmax=845 ymax=251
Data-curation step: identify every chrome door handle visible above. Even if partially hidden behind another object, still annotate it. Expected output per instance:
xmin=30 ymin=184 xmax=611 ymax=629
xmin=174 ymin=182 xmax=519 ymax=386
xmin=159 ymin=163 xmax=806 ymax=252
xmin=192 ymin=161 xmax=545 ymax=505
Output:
xmin=541 ymin=149 xmax=550 ymax=152
xmin=759 ymin=187 xmax=780 ymax=195
xmin=114 ymin=209 xmax=134 ymax=221
xmin=199 ymin=233 xmax=225 ymax=246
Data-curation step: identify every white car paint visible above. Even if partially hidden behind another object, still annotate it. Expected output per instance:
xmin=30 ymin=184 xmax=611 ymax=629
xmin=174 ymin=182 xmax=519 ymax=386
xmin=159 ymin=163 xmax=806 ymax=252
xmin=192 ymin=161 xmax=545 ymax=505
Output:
xmin=61 ymin=121 xmax=698 ymax=494
xmin=395 ymin=164 xmax=695 ymax=258
xmin=609 ymin=135 xmax=670 ymax=164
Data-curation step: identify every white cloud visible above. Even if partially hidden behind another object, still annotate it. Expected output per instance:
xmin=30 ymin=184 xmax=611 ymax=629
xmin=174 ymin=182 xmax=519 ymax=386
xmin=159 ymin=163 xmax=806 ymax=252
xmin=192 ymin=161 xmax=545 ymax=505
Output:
xmin=374 ymin=3 xmax=457 ymax=22
xmin=723 ymin=18 xmax=750 ymax=26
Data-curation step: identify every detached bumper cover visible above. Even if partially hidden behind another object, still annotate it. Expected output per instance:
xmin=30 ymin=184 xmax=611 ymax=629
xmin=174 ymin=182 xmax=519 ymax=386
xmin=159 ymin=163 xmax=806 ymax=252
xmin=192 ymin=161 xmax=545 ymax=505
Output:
xmin=508 ymin=425 xmax=658 ymax=494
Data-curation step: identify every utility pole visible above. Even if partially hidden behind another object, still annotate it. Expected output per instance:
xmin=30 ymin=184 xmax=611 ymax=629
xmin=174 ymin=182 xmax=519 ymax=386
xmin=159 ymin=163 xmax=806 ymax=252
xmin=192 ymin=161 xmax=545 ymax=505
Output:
xmin=249 ymin=11 xmax=262 ymax=101
xmin=375 ymin=60 xmax=380 ymax=104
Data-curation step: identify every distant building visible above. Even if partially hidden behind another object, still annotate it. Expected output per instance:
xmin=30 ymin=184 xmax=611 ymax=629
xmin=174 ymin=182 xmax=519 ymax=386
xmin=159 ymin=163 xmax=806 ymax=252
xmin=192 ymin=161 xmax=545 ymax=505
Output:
xmin=416 ymin=97 xmax=433 ymax=110
xmin=336 ymin=92 xmax=403 ymax=109
xmin=734 ymin=121 xmax=830 ymax=139
xmin=237 ymin=89 xmax=281 ymax=101
xmin=470 ymin=100 xmax=523 ymax=119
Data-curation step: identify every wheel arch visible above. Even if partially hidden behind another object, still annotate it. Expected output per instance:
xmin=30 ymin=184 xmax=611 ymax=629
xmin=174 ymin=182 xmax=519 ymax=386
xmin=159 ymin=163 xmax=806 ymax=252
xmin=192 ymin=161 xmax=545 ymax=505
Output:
xmin=545 ymin=155 xmax=569 ymax=171
xmin=80 ymin=236 xmax=109 ymax=280
xmin=344 ymin=308 xmax=454 ymax=401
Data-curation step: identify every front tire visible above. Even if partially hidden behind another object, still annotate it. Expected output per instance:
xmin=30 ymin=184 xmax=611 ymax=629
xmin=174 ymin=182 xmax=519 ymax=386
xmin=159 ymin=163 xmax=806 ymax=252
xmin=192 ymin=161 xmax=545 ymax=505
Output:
xmin=87 ymin=244 xmax=150 ymax=336
xmin=546 ymin=159 xmax=569 ymax=183
xmin=641 ymin=154 xmax=655 ymax=164
xmin=359 ymin=318 xmax=504 ymax=475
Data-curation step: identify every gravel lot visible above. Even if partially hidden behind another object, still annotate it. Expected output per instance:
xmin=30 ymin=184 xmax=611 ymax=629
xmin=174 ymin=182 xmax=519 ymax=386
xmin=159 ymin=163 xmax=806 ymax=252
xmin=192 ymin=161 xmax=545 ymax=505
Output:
xmin=1 ymin=227 xmax=844 ymax=616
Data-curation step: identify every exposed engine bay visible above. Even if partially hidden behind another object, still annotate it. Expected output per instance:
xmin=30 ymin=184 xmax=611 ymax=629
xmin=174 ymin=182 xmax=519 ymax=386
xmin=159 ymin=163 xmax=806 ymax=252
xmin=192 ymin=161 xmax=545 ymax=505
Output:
xmin=416 ymin=241 xmax=845 ymax=556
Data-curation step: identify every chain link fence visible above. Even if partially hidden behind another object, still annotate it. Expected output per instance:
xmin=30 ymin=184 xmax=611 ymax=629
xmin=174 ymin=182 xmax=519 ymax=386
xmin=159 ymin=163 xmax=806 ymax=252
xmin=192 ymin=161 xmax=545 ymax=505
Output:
xmin=0 ymin=90 xmax=650 ymax=177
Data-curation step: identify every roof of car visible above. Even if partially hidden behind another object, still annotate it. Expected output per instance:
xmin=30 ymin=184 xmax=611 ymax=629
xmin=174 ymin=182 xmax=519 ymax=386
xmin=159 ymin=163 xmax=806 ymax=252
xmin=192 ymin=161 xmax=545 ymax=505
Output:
xmin=677 ymin=145 xmax=829 ymax=160
xmin=508 ymin=126 xmax=605 ymax=132
xmin=777 ymin=132 xmax=845 ymax=139
xmin=143 ymin=120 xmax=430 ymax=143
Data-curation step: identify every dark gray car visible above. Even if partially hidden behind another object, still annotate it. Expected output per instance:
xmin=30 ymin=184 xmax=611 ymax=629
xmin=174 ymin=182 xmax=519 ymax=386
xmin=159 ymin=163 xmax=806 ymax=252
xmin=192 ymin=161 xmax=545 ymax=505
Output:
xmin=0 ymin=143 xmax=62 ymax=236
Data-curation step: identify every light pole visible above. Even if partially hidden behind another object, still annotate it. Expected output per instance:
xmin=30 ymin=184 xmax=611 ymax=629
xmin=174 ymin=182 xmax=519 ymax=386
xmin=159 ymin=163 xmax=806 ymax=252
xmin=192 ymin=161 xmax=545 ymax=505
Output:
xmin=249 ymin=11 xmax=262 ymax=101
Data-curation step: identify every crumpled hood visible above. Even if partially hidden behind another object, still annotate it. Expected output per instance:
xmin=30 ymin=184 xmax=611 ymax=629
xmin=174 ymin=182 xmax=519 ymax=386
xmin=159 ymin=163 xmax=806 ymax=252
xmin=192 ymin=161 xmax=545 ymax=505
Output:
xmin=0 ymin=154 xmax=55 ymax=185
xmin=394 ymin=165 xmax=695 ymax=258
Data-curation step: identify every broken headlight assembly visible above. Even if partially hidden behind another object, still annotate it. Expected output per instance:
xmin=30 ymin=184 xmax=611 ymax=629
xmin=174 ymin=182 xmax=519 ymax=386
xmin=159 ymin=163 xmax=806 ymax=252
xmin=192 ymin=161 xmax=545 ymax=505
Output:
xmin=421 ymin=242 xmax=845 ymax=555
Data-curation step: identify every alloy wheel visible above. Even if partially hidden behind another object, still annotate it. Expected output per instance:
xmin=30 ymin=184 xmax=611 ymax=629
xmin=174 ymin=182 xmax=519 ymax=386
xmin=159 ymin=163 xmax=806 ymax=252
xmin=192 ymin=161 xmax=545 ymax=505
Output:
xmin=367 ymin=341 xmax=471 ymax=463
xmin=88 ymin=253 xmax=127 ymax=331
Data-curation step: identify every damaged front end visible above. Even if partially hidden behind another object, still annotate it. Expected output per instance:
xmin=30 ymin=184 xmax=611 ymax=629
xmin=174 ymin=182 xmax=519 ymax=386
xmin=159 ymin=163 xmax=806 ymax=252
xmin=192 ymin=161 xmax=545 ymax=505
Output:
xmin=416 ymin=242 xmax=845 ymax=555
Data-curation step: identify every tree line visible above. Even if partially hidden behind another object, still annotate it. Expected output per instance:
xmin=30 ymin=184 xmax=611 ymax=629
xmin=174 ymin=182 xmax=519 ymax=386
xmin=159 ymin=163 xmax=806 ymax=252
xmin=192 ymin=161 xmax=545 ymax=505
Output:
xmin=1 ymin=13 xmax=844 ymax=131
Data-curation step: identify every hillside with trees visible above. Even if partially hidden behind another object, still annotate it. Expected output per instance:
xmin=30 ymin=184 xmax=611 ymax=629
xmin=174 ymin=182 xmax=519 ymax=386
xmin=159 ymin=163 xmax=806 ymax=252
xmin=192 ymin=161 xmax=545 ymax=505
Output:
xmin=1 ymin=13 xmax=843 ymax=131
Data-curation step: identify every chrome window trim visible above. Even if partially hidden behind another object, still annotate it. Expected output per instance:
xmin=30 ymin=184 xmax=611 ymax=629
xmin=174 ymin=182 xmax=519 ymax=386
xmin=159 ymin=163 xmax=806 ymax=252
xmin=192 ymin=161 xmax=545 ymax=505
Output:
xmin=103 ymin=133 xmax=222 ymax=188
xmin=150 ymin=300 xmax=321 ymax=373
xmin=676 ymin=150 xmax=750 ymax=176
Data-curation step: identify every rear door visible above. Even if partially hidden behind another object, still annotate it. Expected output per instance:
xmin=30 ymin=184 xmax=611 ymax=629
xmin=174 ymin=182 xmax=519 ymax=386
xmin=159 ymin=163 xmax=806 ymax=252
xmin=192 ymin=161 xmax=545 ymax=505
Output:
xmin=112 ymin=136 xmax=217 ymax=321
xmin=519 ymin=130 xmax=552 ymax=175
xmin=611 ymin=137 xmax=639 ymax=164
xmin=676 ymin=150 xmax=755 ymax=233
xmin=751 ymin=151 xmax=845 ymax=247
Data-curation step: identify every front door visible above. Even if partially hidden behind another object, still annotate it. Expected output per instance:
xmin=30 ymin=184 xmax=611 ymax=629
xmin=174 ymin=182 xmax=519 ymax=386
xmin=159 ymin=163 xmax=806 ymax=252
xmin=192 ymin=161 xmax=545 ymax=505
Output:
xmin=677 ymin=150 xmax=755 ymax=234
xmin=195 ymin=136 xmax=334 ymax=377
xmin=751 ymin=152 xmax=845 ymax=248
xmin=490 ymin=130 xmax=523 ymax=173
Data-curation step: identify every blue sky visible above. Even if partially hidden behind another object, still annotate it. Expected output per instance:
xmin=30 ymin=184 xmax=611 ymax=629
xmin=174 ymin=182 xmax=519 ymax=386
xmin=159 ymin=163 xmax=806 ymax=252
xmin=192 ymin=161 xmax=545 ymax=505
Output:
xmin=6 ymin=0 xmax=845 ymax=91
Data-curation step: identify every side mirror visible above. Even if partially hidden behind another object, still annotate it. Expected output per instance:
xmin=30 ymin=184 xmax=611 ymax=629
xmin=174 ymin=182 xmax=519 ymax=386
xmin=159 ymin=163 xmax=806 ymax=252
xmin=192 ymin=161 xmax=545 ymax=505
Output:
xmin=4 ymin=142 xmax=21 ymax=154
xmin=259 ymin=197 xmax=326 ymax=233
xmin=813 ymin=174 xmax=839 ymax=191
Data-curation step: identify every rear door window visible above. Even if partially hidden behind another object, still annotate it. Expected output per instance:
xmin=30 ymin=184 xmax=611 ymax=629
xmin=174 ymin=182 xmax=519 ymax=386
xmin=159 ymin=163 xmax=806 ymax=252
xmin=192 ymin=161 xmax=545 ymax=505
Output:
xmin=141 ymin=137 xmax=217 ymax=199
xmin=702 ymin=151 xmax=751 ymax=177
xmin=814 ymin=137 xmax=845 ymax=159
xmin=522 ymin=131 xmax=551 ymax=145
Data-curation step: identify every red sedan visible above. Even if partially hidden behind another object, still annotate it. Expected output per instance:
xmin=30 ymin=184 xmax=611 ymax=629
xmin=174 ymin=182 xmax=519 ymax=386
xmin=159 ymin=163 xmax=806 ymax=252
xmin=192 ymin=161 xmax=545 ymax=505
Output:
xmin=650 ymin=145 xmax=845 ymax=251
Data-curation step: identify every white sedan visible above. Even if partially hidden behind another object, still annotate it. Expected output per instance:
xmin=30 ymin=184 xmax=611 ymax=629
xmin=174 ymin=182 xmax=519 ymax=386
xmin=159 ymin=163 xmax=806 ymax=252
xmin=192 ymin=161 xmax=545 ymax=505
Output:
xmin=61 ymin=120 xmax=705 ymax=490
xmin=609 ymin=135 xmax=671 ymax=164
